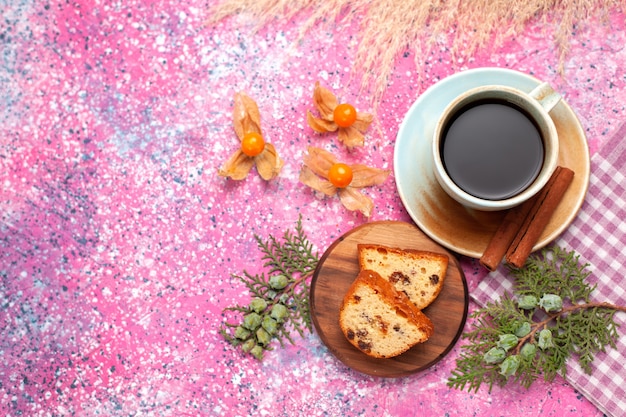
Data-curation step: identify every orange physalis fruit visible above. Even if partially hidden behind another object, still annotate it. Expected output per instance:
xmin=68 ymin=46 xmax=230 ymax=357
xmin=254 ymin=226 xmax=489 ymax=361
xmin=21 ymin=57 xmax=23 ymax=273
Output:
xmin=333 ymin=103 xmax=357 ymax=128
xmin=299 ymin=146 xmax=390 ymax=217
xmin=241 ymin=132 xmax=265 ymax=156
xmin=328 ymin=163 xmax=353 ymax=188
xmin=218 ymin=91 xmax=283 ymax=181
xmin=306 ymin=81 xmax=374 ymax=149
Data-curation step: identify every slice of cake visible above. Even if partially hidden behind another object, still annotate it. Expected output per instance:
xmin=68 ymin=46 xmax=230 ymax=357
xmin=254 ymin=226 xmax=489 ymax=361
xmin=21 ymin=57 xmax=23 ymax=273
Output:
xmin=339 ymin=269 xmax=434 ymax=358
xmin=358 ymin=244 xmax=448 ymax=310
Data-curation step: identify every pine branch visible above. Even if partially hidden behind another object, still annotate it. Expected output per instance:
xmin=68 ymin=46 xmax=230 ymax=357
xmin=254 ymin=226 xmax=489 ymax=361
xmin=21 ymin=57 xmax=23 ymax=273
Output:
xmin=514 ymin=245 xmax=594 ymax=302
xmin=220 ymin=215 xmax=319 ymax=360
xmin=448 ymin=244 xmax=626 ymax=392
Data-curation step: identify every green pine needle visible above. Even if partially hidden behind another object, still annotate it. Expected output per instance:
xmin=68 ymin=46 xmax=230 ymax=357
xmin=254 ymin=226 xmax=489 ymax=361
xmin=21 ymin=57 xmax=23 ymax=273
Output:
xmin=448 ymin=245 xmax=626 ymax=392
xmin=220 ymin=215 xmax=320 ymax=360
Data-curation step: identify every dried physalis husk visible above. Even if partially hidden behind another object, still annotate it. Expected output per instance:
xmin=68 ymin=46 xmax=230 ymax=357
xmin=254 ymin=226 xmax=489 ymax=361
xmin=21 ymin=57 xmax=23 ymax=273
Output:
xmin=218 ymin=148 xmax=256 ymax=180
xmin=218 ymin=91 xmax=283 ymax=180
xmin=253 ymin=142 xmax=283 ymax=181
xmin=306 ymin=82 xmax=373 ymax=148
xmin=299 ymin=146 xmax=389 ymax=217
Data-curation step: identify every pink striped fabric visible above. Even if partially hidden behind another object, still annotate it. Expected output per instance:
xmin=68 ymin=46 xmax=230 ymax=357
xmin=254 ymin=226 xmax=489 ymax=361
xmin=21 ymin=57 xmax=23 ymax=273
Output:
xmin=473 ymin=122 xmax=626 ymax=417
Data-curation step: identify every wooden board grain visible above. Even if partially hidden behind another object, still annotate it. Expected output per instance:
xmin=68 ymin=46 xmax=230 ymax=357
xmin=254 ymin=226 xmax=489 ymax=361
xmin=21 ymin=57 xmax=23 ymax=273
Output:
xmin=310 ymin=221 xmax=469 ymax=378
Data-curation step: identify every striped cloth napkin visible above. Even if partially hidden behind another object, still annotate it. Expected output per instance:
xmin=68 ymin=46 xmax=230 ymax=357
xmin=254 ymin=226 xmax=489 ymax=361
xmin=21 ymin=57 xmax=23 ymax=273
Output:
xmin=472 ymin=122 xmax=626 ymax=417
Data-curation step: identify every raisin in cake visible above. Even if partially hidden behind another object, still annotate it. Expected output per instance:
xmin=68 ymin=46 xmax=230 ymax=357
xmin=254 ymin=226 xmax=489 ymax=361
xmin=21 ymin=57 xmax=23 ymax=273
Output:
xmin=358 ymin=244 xmax=448 ymax=310
xmin=339 ymin=269 xmax=434 ymax=358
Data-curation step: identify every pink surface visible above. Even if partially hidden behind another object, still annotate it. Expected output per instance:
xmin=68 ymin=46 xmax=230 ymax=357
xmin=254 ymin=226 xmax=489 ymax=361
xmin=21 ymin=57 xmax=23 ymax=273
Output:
xmin=1 ymin=2 xmax=625 ymax=416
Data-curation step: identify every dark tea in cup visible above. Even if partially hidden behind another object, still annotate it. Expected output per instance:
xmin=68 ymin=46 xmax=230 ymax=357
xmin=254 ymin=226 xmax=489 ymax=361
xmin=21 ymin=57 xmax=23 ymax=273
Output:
xmin=440 ymin=99 xmax=544 ymax=201
xmin=432 ymin=83 xmax=560 ymax=211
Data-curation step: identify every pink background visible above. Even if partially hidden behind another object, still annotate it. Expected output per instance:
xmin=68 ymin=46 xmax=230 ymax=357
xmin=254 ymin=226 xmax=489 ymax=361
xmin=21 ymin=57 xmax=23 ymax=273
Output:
xmin=1 ymin=1 xmax=625 ymax=416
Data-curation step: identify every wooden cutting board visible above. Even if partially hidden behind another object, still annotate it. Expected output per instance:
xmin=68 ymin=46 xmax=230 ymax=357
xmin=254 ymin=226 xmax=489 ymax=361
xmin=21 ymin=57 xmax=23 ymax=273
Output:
xmin=310 ymin=221 xmax=469 ymax=377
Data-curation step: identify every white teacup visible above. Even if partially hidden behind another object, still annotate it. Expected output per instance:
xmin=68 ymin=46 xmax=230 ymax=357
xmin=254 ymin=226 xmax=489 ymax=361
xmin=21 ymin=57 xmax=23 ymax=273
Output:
xmin=432 ymin=82 xmax=561 ymax=211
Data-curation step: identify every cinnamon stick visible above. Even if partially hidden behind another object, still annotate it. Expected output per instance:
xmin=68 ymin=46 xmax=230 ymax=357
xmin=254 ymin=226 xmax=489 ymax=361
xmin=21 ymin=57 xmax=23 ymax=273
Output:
xmin=479 ymin=196 xmax=542 ymax=271
xmin=505 ymin=166 xmax=575 ymax=268
xmin=479 ymin=166 xmax=564 ymax=271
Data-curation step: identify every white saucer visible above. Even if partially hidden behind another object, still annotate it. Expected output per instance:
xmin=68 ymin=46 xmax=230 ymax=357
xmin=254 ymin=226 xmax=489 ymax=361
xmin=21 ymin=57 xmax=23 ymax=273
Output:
xmin=394 ymin=68 xmax=590 ymax=258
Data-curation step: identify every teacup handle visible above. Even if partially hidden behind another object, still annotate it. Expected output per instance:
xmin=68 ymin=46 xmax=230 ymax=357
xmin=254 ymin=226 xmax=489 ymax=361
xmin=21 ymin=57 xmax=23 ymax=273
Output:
xmin=529 ymin=82 xmax=562 ymax=113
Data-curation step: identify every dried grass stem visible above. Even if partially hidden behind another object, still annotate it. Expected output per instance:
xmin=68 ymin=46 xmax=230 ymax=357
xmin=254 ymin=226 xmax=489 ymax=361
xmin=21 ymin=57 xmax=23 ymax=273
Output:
xmin=209 ymin=0 xmax=625 ymax=103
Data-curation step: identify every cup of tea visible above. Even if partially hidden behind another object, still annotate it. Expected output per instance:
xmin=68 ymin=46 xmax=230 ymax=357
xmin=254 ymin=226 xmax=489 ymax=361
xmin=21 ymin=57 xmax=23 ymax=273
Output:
xmin=432 ymin=82 xmax=561 ymax=211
